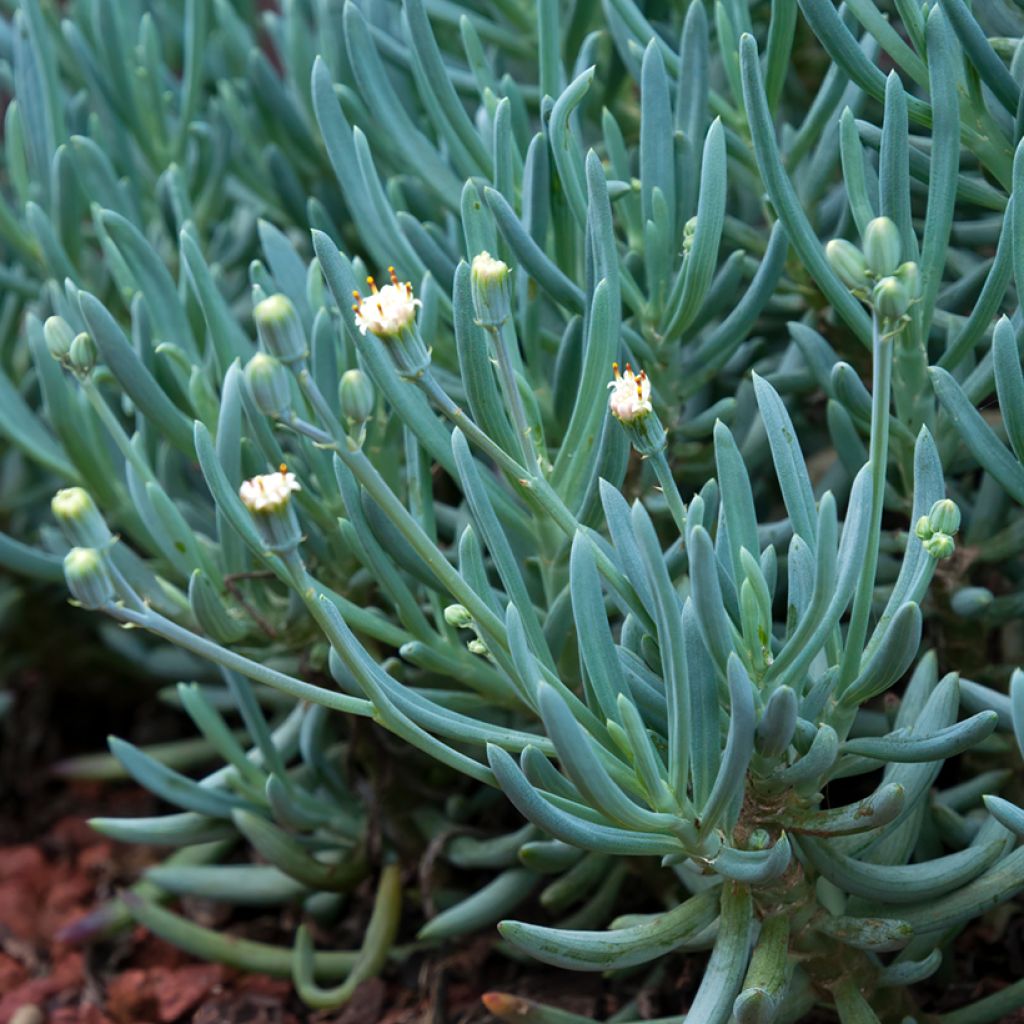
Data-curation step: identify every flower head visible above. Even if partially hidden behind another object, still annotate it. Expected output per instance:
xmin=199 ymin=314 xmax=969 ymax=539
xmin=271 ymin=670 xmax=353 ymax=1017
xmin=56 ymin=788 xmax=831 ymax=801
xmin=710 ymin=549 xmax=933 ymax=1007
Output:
xmin=471 ymin=251 xmax=509 ymax=285
xmin=471 ymin=251 xmax=512 ymax=327
xmin=254 ymin=294 xmax=307 ymax=364
xmin=608 ymin=362 xmax=653 ymax=423
xmin=64 ymin=547 xmax=115 ymax=609
xmin=352 ymin=267 xmax=421 ymax=338
xmin=52 ymin=486 xmax=112 ymax=549
xmin=239 ymin=465 xmax=301 ymax=513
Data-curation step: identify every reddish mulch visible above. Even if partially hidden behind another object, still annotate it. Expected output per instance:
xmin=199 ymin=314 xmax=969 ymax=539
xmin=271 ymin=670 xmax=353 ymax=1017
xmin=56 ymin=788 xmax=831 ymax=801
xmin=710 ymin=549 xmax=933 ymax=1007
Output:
xmin=0 ymin=785 xmax=244 ymax=1024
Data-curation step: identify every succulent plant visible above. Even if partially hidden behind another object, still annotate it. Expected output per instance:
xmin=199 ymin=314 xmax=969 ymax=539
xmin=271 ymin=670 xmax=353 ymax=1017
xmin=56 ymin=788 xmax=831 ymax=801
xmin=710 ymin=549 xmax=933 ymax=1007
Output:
xmin=3 ymin=0 xmax=1024 ymax=1021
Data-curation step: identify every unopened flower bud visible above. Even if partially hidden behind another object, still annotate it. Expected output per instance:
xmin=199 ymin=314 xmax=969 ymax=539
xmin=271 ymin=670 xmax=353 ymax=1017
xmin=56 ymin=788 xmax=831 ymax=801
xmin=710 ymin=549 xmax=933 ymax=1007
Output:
xmin=63 ymin=547 xmax=115 ymax=609
xmin=862 ymin=216 xmax=901 ymax=277
xmin=927 ymin=498 xmax=961 ymax=537
xmin=444 ymin=604 xmax=473 ymax=629
xmin=872 ymin=276 xmax=910 ymax=320
xmin=254 ymin=293 xmax=307 ymax=365
xmin=44 ymin=316 xmax=75 ymax=362
xmin=52 ymin=487 xmax=112 ymax=548
xmin=682 ymin=217 xmax=697 ymax=254
xmin=69 ymin=332 xmax=97 ymax=375
xmin=924 ymin=533 xmax=955 ymax=559
xmin=470 ymin=251 xmax=512 ymax=328
xmin=747 ymin=828 xmax=771 ymax=851
xmin=338 ymin=369 xmax=374 ymax=424
xmin=916 ymin=500 xmax=958 ymax=559
xmin=467 ymin=638 xmax=489 ymax=656
xmin=894 ymin=260 xmax=921 ymax=300
xmin=825 ymin=239 xmax=868 ymax=291
xmin=245 ymin=352 xmax=292 ymax=419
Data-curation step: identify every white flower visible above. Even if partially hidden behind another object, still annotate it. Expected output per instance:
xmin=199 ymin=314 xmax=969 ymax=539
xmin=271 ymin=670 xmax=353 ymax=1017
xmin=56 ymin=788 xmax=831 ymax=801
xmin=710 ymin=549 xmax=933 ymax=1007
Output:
xmin=471 ymin=251 xmax=509 ymax=284
xmin=239 ymin=465 xmax=301 ymax=513
xmin=352 ymin=267 xmax=421 ymax=337
xmin=607 ymin=362 xmax=652 ymax=423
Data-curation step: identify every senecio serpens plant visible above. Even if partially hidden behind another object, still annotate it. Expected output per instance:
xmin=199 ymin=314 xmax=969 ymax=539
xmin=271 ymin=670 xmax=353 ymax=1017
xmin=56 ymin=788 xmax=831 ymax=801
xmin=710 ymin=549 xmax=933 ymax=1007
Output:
xmin=48 ymin=230 xmax=1024 ymax=1024
xmin=43 ymin=240 xmax=1024 ymax=1021
xmin=6 ymin=0 xmax=1024 ymax=1020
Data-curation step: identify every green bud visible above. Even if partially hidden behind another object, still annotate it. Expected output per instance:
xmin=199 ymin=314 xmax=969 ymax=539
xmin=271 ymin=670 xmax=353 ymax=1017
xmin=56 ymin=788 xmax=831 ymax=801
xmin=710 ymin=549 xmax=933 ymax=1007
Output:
xmin=44 ymin=316 xmax=75 ymax=361
xmin=254 ymin=293 xmax=307 ymax=365
xmin=924 ymin=533 xmax=955 ymax=559
xmin=871 ymin=276 xmax=911 ymax=320
xmin=927 ymin=498 xmax=961 ymax=537
xmin=245 ymin=352 xmax=292 ymax=419
xmin=444 ymin=604 xmax=473 ymax=629
xmin=338 ymin=368 xmax=375 ymax=424
xmin=825 ymin=239 xmax=868 ymax=291
xmin=894 ymin=260 xmax=921 ymax=300
xmin=747 ymin=828 xmax=771 ymax=851
xmin=470 ymin=251 xmax=512 ymax=328
xmin=63 ymin=547 xmax=115 ymax=609
xmin=914 ymin=514 xmax=933 ymax=541
xmin=862 ymin=216 xmax=901 ymax=277
xmin=682 ymin=216 xmax=697 ymax=254
xmin=69 ymin=332 xmax=97 ymax=375
xmin=51 ymin=487 xmax=112 ymax=549
xmin=467 ymin=638 xmax=489 ymax=656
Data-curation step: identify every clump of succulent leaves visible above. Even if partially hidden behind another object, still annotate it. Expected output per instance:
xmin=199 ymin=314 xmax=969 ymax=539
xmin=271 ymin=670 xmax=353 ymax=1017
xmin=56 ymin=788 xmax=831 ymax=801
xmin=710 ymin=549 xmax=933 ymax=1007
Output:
xmin=3 ymin=0 xmax=1024 ymax=1021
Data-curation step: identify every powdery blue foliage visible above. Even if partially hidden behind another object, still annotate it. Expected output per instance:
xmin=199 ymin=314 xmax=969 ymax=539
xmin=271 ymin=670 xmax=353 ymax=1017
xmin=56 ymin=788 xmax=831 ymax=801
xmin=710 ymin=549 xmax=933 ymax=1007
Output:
xmin=1 ymin=1 xmax=1024 ymax=1021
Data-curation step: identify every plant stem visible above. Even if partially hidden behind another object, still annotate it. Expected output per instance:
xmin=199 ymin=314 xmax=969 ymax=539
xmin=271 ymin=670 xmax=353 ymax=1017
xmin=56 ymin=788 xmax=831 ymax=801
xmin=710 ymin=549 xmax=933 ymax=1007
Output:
xmin=109 ymin=604 xmax=373 ymax=717
xmin=81 ymin=377 xmax=157 ymax=485
xmin=418 ymin=370 xmax=530 ymax=481
xmin=418 ymin=370 xmax=657 ymax=631
xmin=649 ymin=449 xmax=688 ymax=538
xmin=838 ymin=312 xmax=893 ymax=694
xmin=486 ymin=322 xmax=540 ymax=475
